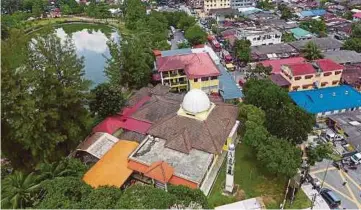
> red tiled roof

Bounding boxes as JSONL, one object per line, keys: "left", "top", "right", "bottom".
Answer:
{"left": 260, "top": 57, "right": 306, "bottom": 74}
{"left": 92, "top": 96, "right": 152, "bottom": 135}
{"left": 353, "top": 12, "right": 361, "bottom": 19}
{"left": 153, "top": 50, "right": 162, "bottom": 57}
{"left": 156, "top": 53, "right": 220, "bottom": 78}
{"left": 145, "top": 161, "right": 174, "bottom": 183}
{"left": 316, "top": 59, "right": 343, "bottom": 72}
{"left": 287, "top": 63, "right": 316, "bottom": 76}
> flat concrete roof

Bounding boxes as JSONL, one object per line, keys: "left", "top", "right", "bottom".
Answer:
{"left": 130, "top": 137, "right": 213, "bottom": 184}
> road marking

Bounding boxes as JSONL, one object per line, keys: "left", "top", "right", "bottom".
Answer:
{"left": 322, "top": 182, "right": 356, "bottom": 203}
{"left": 341, "top": 170, "right": 361, "bottom": 191}
{"left": 339, "top": 170, "right": 361, "bottom": 209}
{"left": 310, "top": 167, "right": 337, "bottom": 175}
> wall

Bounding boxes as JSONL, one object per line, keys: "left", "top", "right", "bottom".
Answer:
{"left": 189, "top": 77, "right": 219, "bottom": 93}
{"left": 237, "top": 30, "right": 282, "bottom": 46}
{"left": 231, "top": 0, "right": 254, "bottom": 8}
{"left": 280, "top": 66, "right": 343, "bottom": 91}
{"left": 160, "top": 71, "right": 189, "bottom": 92}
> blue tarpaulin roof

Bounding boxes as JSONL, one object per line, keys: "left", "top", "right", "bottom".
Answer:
{"left": 218, "top": 65, "right": 243, "bottom": 100}
{"left": 160, "top": 49, "right": 192, "bottom": 57}
{"left": 289, "top": 85, "right": 361, "bottom": 114}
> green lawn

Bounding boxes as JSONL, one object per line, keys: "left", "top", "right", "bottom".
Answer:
{"left": 208, "top": 144, "right": 310, "bottom": 209}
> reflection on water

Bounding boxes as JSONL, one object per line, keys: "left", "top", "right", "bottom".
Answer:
{"left": 55, "top": 26, "right": 120, "bottom": 86}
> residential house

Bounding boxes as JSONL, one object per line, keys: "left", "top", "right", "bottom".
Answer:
{"left": 289, "top": 37, "right": 343, "bottom": 52}
{"left": 187, "top": 0, "right": 204, "bottom": 9}
{"left": 251, "top": 44, "right": 300, "bottom": 61}
{"left": 324, "top": 50, "right": 361, "bottom": 65}
{"left": 298, "top": 9, "right": 326, "bottom": 18}
{"left": 204, "top": 0, "right": 231, "bottom": 13}
{"left": 235, "top": 27, "right": 282, "bottom": 46}
{"left": 341, "top": 65, "right": 361, "bottom": 91}
{"left": 279, "top": 59, "right": 343, "bottom": 91}
{"left": 353, "top": 12, "right": 361, "bottom": 21}
{"left": 259, "top": 57, "right": 306, "bottom": 74}
{"left": 230, "top": 0, "right": 255, "bottom": 9}
{"left": 289, "top": 85, "right": 361, "bottom": 116}
{"left": 290, "top": 27, "right": 313, "bottom": 40}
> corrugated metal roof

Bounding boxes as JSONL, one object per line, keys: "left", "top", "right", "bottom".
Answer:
{"left": 218, "top": 65, "right": 243, "bottom": 100}
{"left": 289, "top": 85, "right": 361, "bottom": 114}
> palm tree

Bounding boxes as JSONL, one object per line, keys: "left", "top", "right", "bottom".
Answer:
{"left": 303, "top": 41, "right": 324, "bottom": 60}
{"left": 1, "top": 171, "right": 41, "bottom": 209}
{"left": 37, "top": 160, "right": 76, "bottom": 181}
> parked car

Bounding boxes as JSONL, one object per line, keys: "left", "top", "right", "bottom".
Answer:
{"left": 320, "top": 188, "right": 341, "bottom": 208}
{"left": 323, "top": 129, "right": 344, "bottom": 141}
{"left": 350, "top": 152, "right": 361, "bottom": 165}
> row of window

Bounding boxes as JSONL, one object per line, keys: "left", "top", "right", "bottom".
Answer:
{"left": 291, "top": 81, "right": 339, "bottom": 90}
{"left": 293, "top": 71, "right": 342, "bottom": 80}
{"left": 194, "top": 76, "right": 218, "bottom": 82}
{"left": 205, "top": 3, "right": 230, "bottom": 7}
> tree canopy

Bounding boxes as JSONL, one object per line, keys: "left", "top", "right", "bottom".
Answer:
{"left": 184, "top": 25, "right": 207, "bottom": 46}
{"left": 234, "top": 39, "right": 251, "bottom": 64}
{"left": 302, "top": 41, "right": 324, "bottom": 60}
{"left": 343, "top": 23, "right": 361, "bottom": 53}
{"left": 299, "top": 19, "right": 327, "bottom": 37}
{"left": 243, "top": 79, "right": 315, "bottom": 144}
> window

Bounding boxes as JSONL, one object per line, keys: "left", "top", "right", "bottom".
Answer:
{"left": 292, "top": 86, "right": 299, "bottom": 91}
{"left": 194, "top": 78, "right": 198, "bottom": 82}
{"left": 335, "top": 71, "right": 342, "bottom": 75}
{"left": 295, "top": 76, "right": 302, "bottom": 80}
{"left": 323, "top": 72, "right": 332, "bottom": 76}
{"left": 201, "top": 77, "right": 209, "bottom": 81}
{"left": 211, "top": 76, "right": 218, "bottom": 80}
{"left": 332, "top": 80, "right": 339, "bottom": 85}
{"left": 321, "top": 82, "right": 328, "bottom": 87}
{"left": 305, "top": 75, "right": 313, "bottom": 79}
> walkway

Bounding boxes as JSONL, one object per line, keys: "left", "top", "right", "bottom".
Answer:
{"left": 200, "top": 151, "right": 227, "bottom": 196}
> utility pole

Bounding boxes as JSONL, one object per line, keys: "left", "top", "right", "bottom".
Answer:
{"left": 310, "top": 159, "right": 331, "bottom": 210}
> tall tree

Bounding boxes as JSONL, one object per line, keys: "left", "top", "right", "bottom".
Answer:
{"left": 306, "top": 144, "right": 333, "bottom": 166}
{"left": 37, "top": 158, "right": 87, "bottom": 181}
{"left": 302, "top": 41, "right": 324, "bottom": 60}
{"left": 124, "top": 0, "right": 146, "bottom": 30}
{"left": 1, "top": 0, "right": 22, "bottom": 14}
{"left": 184, "top": 25, "right": 207, "bottom": 46}
{"left": 257, "top": 136, "right": 302, "bottom": 177}
{"left": 1, "top": 172, "right": 41, "bottom": 209}
{"left": 299, "top": 19, "right": 327, "bottom": 37}
{"left": 234, "top": 39, "right": 251, "bottom": 65}
{"left": 243, "top": 79, "right": 315, "bottom": 144}
{"left": 343, "top": 23, "right": 361, "bottom": 53}
{"left": 89, "top": 83, "right": 127, "bottom": 119}
{"left": 2, "top": 33, "right": 92, "bottom": 170}
{"left": 80, "top": 186, "right": 123, "bottom": 209}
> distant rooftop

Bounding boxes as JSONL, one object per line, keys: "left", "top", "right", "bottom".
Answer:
{"left": 217, "top": 64, "right": 243, "bottom": 100}
{"left": 324, "top": 50, "right": 361, "bottom": 64}
{"left": 289, "top": 37, "right": 342, "bottom": 52}
{"left": 260, "top": 57, "right": 306, "bottom": 74}
{"left": 289, "top": 85, "right": 361, "bottom": 114}
{"left": 290, "top": 27, "right": 312, "bottom": 39}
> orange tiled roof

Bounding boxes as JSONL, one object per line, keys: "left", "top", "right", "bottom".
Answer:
{"left": 144, "top": 161, "right": 174, "bottom": 183}
{"left": 83, "top": 140, "right": 139, "bottom": 188}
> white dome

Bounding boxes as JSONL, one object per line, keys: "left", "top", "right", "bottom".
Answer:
{"left": 182, "top": 89, "right": 211, "bottom": 114}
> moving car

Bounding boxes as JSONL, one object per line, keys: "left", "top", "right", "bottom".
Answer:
{"left": 350, "top": 152, "right": 361, "bottom": 165}
{"left": 320, "top": 188, "right": 341, "bottom": 208}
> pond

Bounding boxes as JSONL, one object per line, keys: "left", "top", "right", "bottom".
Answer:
{"left": 33, "top": 23, "right": 121, "bottom": 87}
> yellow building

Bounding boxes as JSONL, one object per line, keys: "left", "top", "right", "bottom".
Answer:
{"left": 204, "top": 0, "right": 231, "bottom": 12}
{"left": 155, "top": 52, "right": 221, "bottom": 93}
{"left": 279, "top": 59, "right": 343, "bottom": 91}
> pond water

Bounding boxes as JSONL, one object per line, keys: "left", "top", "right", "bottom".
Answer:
{"left": 44, "top": 24, "right": 120, "bottom": 86}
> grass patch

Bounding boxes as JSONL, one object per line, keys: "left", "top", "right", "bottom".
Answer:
{"left": 208, "top": 144, "right": 310, "bottom": 209}
{"left": 284, "top": 189, "right": 311, "bottom": 209}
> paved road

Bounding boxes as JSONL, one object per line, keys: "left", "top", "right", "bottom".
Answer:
{"left": 170, "top": 30, "right": 185, "bottom": 50}
{"left": 310, "top": 160, "right": 361, "bottom": 209}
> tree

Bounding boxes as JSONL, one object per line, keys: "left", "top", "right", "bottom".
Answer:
{"left": 234, "top": 39, "right": 251, "bottom": 64}
{"left": 37, "top": 158, "right": 88, "bottom": 181}
{"left": 248, "top": 64, "right": 272, "bottom": 79}
{"left": 1, "top": 0, "right": 22, "bottom": 14}
{"left": 116, "top": 185, "right": 175, "bottom": 209}
{"left": 2, "top": 33, "right": 92, "bottom": 170}
{"left": 1, "top": 172, "right": 41, "bottom": 209}
{"left": 184, "top": 25, "right": 207, "bottom": 46}
{"left": 89, "top": 83, "right": 127, "bottom": 119}
{"left": 178, "top": 41, "right": 191, "bottom": 49}
{"left": 282, "top": 32, "right": 296, "bottom": 43}
{"left": 306, "top": 143, "right": 333, "bottom": 166}
{"left": 168, "top": 185, "right": 209, "bottom": 209}
{"left": 105, "top": 36, "right": 154, "bottom": 89}
{"left": 243, "top": 79, "right": 315, "bottom": 144}
{"left": 124, "top": 0, "right": 146, "bottom": 30}
{"left": 343, "top": 23, "right": 361, "bottom": 53}
{"left": 177, "top": 15, "right": 196, "bottom": 31}
{"left": 303, "top": 41, "right": 324, "bottom": 60}
{"left": 257, "top": 136, "right": 302, "bottom": 177}
{"left": 343, "top": 11, "right": 353, "bottom": 20}
{"left": 256, "top": 0, "right": 274, "bottom": 10}
{"left": 36, "top": 177, "right": 92, "bottom": 209}
{"left": 80, "top": 186, "right": 122, "bottom": 209}
{"left": 278, "top": 4, "right": 293, "bottom": 20}
{"left": 32, "top": 0, "right": 46, "bottom": 17}
{"left": 299, "top": 19, "right": 327, "bottom": 37}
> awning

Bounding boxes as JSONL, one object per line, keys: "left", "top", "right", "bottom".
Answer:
{"left": 83, "top": 140, "right": 139, "bottom": 188}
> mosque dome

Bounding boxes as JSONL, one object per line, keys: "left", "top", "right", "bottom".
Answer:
{"left": 182, "top": 89, "right": 211, "bottom": 114}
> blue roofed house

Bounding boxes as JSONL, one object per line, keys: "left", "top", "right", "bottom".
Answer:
{"left": 290, "top": 27, "right": 313, "bottom": 40}
{"left": 289, "top": 85, "right": 361, "bottom": 117}
{"left": 299, "top": 9, "right": 326, "bottom": 18}
{"left": 218, "top": 64, "right": 243, "bottom": 101}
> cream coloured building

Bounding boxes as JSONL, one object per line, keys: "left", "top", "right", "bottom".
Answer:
{"left": 204, "top": 0, "right": 231, "bottom": 12}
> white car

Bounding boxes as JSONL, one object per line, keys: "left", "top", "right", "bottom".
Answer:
{"left": 350, "top": 152, "right": 361, "bottom": 165}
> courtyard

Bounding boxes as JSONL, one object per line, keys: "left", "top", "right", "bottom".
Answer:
{"left": 208, "top": 144, "right": 311, "bottom": 209}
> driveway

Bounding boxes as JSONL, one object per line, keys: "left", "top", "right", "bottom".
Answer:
{"left": 170, "top": 30, "right": 185, "bottom": 50}
{"left": 310, "top": 160, "right": 361, "bottom": 209}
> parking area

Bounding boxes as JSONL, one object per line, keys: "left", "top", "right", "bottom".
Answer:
{"left": 309, "top": 160, "right": 361, "bottom": 209}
